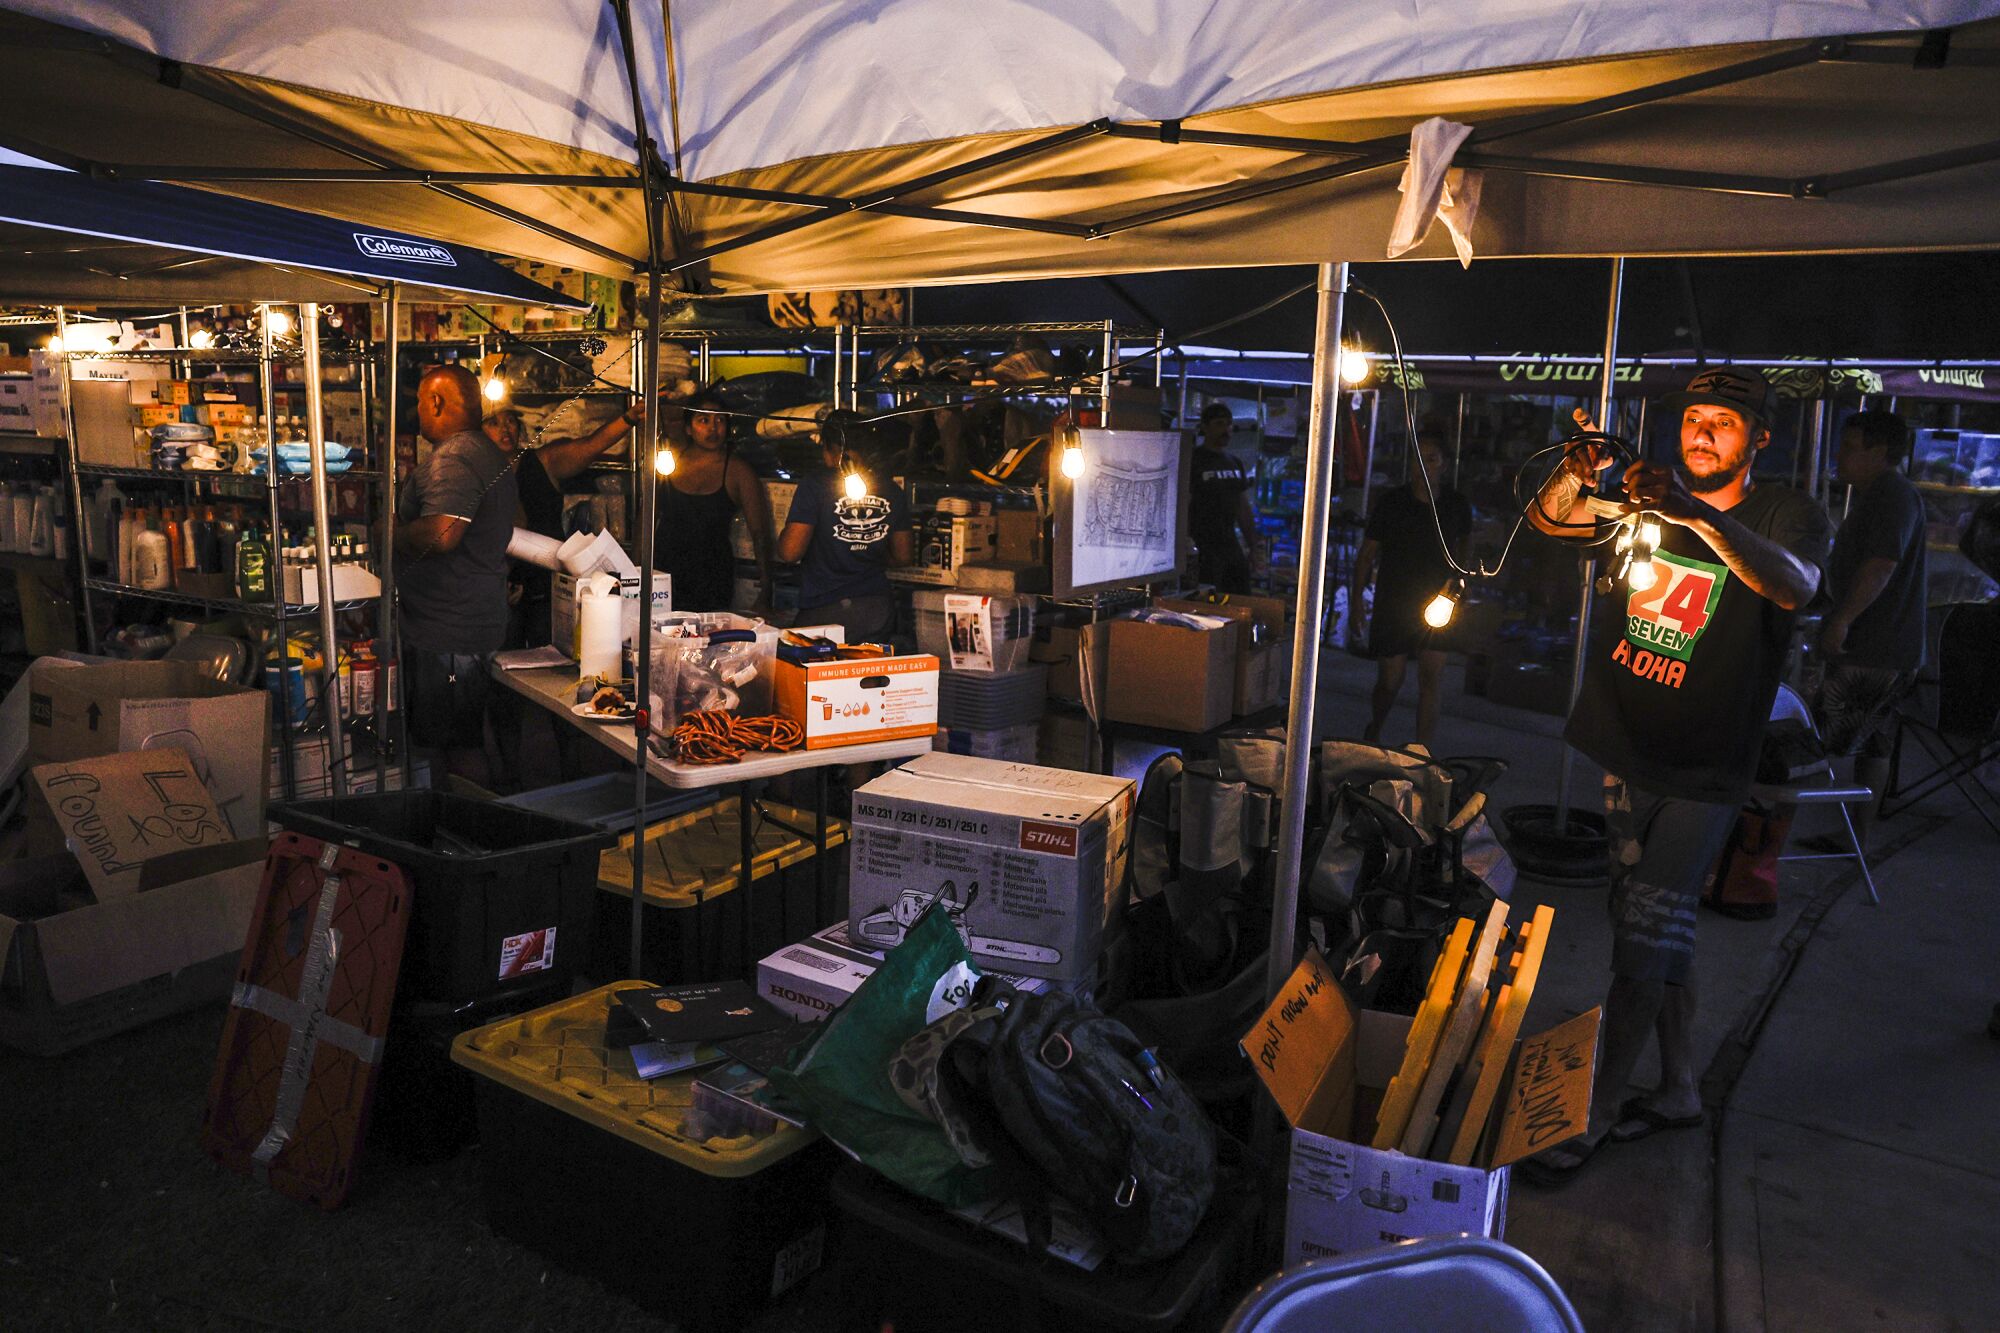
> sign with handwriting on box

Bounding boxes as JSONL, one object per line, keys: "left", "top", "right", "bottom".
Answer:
{"left": 1490, "top": 1006, "right": 1601, "bottom": 1168}
{"left": 29, "top": 747, "right": 230, "bottom": 901}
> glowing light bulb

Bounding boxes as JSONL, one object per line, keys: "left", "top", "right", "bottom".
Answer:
{"left": 44, "top": 335, "right": 63, "bottom": 355}
{"left": 187, "top": 328, "right": 214, "bottom": 350}
{"left": 653, "top": 446, "right": 677, "bottom": 477}
{"left": 483, "top": 375, "right": 507, "bottom": 403}
{"left": 1639, "top": 520, "right": 1663, "bottom": 550}
{"left": 1627, "top": 555, "right": 1658, "bottom": 592}
{"left": 1339, "top": 348, "right": 1370, "bottom": 385}
{"left": 1422, "top": 580, "right": 1462, "bottom": 629}
{"left": 843, "top": 470, "right": 867, "bottom": 501}
{"left": 264, "top": 309, "right": 292, "bottom": 339}
{"left": 1060, "top": 444, "right": 1085, "bottom": 479}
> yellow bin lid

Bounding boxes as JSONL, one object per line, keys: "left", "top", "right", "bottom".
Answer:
{"left": 449, "top": 980, "right": 818, "bottom": 1178}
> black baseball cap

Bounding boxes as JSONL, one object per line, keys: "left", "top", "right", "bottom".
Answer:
{"left": 1659, "top": 367, "right": 1773, "bottom": 430}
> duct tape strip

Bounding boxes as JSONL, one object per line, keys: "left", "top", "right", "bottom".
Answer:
{"left": 229, "top": 982, "right": 385, "bottom": 1065}
{"left": 249, "top": 869, "right": 345, "bottom": 1182}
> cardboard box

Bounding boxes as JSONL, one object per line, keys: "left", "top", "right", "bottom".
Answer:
{"left": 1030, "top": 623, "right": 1108, "bottom": 706}
{"left": 1248, "top": 949, "right": 1598, "bottom": 1264}
{"left": 25, "top": 352, "right": 67, "bottom": 436}
{"left": 0, "top": 374, "right": 60, "bottom": 437}
{"left": 69, "top": 377, "right": 148, "bottom": 467}
{"left": 888, "top": 515, "right": 998, "bottom": 587}
{"left": 1104, "top": 616, "right": 1234, "bottom": 733}
{"left": 955, "top": 562, "right": 1050, "bottom": 595}
{"left": 1154, "top": 594, "right": 1292, "bottom": 716}
{"left": 757, "top": 921, "right": 1058, "bottom": 1023}
{"left": 1035, "top": 708, "right": 1094, "bottom": 772}
{"left": 848, "top": 753, "right": 1134, "bottom": 983}
{"left": 994, "top": 508, "right": 1045, "bottom": 565}
{"left": 0, "top": 837, "right": 266, "bottom": 1055}
{"left": 775, "top": 653, "right": 939, "bottom": 749}
{"left": 28, "top": 660, "right": 272, "bottom": 838}
{"left": 25, "top": 748, "right": 233, "bottom": 899}
{"left": 281, "top": 561, "right": 384, "bottom": 606}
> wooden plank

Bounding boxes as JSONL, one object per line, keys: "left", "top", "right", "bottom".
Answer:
{"left": 1447, "top": 902, "right": 1555, "bottom": 1166}
{"left": 1370, "top": 914, "right": 1475, "bottom": 1150}
{"left": 1399, "top": 899, "right": 1511, "bottom": 1157}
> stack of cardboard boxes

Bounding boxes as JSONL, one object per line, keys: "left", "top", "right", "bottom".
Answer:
{"left": 0, "top": 661, "right": 272, "bottom": 1055}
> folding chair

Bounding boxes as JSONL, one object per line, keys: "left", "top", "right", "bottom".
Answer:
{"left": 1761, "top": 682, "right": 1880, "bottom": 906}
{"left": 1880, "top": 601, "right": 2000, "bottom": 837}
{"left": 1223, "top": 1236, "right": 1584, "bottom": 1333}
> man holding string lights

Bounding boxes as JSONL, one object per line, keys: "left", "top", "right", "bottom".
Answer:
{"left": 1520, "top": 367, "right": 1830, "bottom": 1182}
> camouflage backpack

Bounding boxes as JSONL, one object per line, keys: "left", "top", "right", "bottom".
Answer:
{"left": 892, "top": 981, "right": 1216, "bottom": 1262}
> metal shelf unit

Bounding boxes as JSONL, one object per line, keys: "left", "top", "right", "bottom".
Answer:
{"left": 832, "top": 319, "right": 1166, "bottom": 419}
{"left": 49, "top": 302, "right": 398, "bottom": 799}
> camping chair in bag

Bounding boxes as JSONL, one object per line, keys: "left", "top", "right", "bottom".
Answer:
{"left": 1758, "top": 682, "right": 1881, "bottom": 906}
{"left": 1222, "top": 1236, "right": 1584, "bottom": 1333}
{"left": 1880, "top": 601, "right": 2000, "bottom": 837}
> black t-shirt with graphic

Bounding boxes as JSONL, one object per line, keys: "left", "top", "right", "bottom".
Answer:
{"left": 1190, "top": 445, "right": 1252, "bottom": 556}
{"left": 1564, "top": 484, "right": 1833, "bottom": 804}
{"left": 792, "top": 469, "right": 911, "bottom": 605}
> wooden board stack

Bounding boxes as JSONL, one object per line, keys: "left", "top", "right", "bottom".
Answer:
{"left": 1367, "top": 901, "right": 1558, "bottom": 1168}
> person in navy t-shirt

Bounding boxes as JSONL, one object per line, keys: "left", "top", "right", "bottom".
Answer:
{"left": 778, "top": 414, "right": 913, "bottom": 643}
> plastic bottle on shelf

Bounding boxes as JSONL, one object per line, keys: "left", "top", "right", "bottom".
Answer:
{"left": 51, "top": 506, "right": 70, "bottom": 563}
{"left": 87, "top": 479, "right": 122, "bottom": 567}
{"left": 134, "top": 520, "right": 172, "bottom": 590}
{"left": 351, "top": 641, "right": 379, "bottom": 717}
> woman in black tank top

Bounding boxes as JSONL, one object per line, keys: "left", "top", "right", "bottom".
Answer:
{"left": 655, "top": 398, "right": 772, "bottom": 613}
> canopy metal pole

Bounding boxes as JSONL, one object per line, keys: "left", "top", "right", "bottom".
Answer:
{"left": 1359, "top": 390, "right": 1381, "bottom": 514}
{"left": 53, "top": 306, "right": 95, "bottom": 652}
{"left": 1804, "top": 397, "right": 1828, "bottom": 499}
{"left": 1553, "top": 257, "right": 1624, "bottom": 828}
{"left": 1453, "top": 393, "right": 1467, "bottom": 487}
{"left": 379, "top": 284, "right": 403, "bottom": 786}
{"left": 299, "top": 303, "right": 350, "bottom": 795}
{"left": 1265, "top": 261, "right": 1348, "bottom": 1005}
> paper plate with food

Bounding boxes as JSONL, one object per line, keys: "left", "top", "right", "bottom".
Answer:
{"left": 572, "top": 683, "right": 637, "bottom": 722}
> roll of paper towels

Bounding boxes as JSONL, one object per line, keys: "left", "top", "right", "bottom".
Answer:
{"left": 577, "top": 582, "right": 624, "bottom": 681}
{"left": 506, "top": 527, "right": 563, "bottom": 570}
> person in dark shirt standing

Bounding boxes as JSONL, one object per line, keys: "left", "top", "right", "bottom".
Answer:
{"left": 395, "top": 365, "right": 520, "bottom": 788}
{"left": 1523, "top": 368, "right": 1832, "bottom": 1181}
{"left": 1815, "top": 408, "right": 1927, "bottom": 843}
{"left": 1352, "top": 431, "right": 1473, "bottom": 750}
{"left": 655, "top": 388, "right": 773, "bottom": 615}
{"left": 777, "top": 413, "right": 913, "bottom": 643}
{"left": 1189, "top": 402, "right": 1261, "bottom": 593}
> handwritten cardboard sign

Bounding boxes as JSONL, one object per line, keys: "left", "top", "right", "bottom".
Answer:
{"left": 1242, "top": 947, "right": 1358, "bottom": 1138}
{"left": 1490, "top": 1006, "right": 1601, "bottom": 1168}
{"left": 28, "top": 747, "right": 232, "bottom": 901}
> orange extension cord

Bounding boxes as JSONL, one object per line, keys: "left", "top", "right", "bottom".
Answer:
{"left": 672, "top": 709, "right": 805, "bottom": 765}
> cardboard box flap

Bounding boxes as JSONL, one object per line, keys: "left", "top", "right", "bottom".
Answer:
{"left": 27, "top": 748, "right": 232, "bottom": 900}
{"left": 36, "top": 844, "right": 265, "bottom": 1005}
{"left": 1488, "top": 1007, "right": 1601, "bottom": 1168}
{"left": 899, "top": 752, "right": 1132, "bottom": 809}
{"left": 1243, "top": 948, "right": 1358, "bottom": 1138}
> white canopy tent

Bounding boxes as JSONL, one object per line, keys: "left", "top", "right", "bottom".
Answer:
{"left": 6, "top": 0, "right": 1997, "bottom": 991}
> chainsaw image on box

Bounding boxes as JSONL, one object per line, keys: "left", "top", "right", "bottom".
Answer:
{"left": 853, "top": 879, "right": 1062, "bottom": 967}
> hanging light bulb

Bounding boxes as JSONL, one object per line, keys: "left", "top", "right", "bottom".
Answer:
{"left": 264, "top": 309, "right": 292, "bottom": 339}
{"left": 483, "top": 375, "right": 508, "bottom": 404}
{"left": 1339, "top": 347, "right": 1370, "bottom": 385}
{"left": 1627, "top": 553, "right": 1658, "bottom": 592}
{"left": 187, "top": 327, "right": 215, "bottom": 350}
{"left": 44, "top": 334, "right": 63, "bottom": 355}
{"left": 1639, "top": 519, "right": 1663, "bottom": 551}
{"left": 1422, "top": 579, "right": 1463, "bottom": 629}
{"left": 843, "top": 469, "right": 868, "bottom": 501}
{"left": 1060, "top": 443, "right": 1085, "bottom": 479}
{"left": 653, "top": 446, "right": 677, "bottom": 477}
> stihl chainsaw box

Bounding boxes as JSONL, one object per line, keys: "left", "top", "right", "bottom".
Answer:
{"left": 847, "top": 753, "right": 1133, "bottom": 983}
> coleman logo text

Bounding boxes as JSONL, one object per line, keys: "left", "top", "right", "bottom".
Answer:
{"left": 354, "top": 233, "right": 457, "bottom": 266}
{"left": 1019, "top": 821, "right": 1078, "bottom": 856}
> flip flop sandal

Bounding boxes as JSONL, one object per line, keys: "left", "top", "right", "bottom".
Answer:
{"left": 1609, "top": 1099, "right": 1706, "bottom": 1143}
{"left": 1516, "top": 1133, "right": 1605, "bottom": 1188}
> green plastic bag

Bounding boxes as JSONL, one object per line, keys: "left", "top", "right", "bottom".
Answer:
{"left": 771, "top": 906, "right": 996, "bottom": 1207}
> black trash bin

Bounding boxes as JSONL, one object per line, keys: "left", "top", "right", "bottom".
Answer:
{"left": 270, "top": 791, "right": 615, "bottom": 1006}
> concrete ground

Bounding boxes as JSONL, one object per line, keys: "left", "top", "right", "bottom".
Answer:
{"left": 1, "top": 649, "right": 1993, "bottom": 1331}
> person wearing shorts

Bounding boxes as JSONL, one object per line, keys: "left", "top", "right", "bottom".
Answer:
{"left": 395, "top": 365, "right": 519, "bottom": 789}
{"left": 1525, "top": 368, "right": 1832, "bottom": 1181}
{"left": 1815, "top": 409, "right": 1926, "bottom": 845}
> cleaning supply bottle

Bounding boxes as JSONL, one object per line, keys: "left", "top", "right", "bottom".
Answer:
{"left": 51, "top": 505, "right": 70, "bottom": 563}
{"left": 161, "top": 507, "right": 182, "bottom": 587}
{"left": 11, "top": 487, "right": 34, "bottom": 556}
{"left": 26, "top": 487, "right": 53, "bottom": 558}
{"left": 135, "top": 516, "right": 173, "bottom": 590}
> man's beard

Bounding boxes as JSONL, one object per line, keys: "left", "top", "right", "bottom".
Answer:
{"left": 1680, "top": 457, "right": 1748, "bottom": 494}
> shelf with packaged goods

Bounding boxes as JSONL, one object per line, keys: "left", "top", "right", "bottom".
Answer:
{"left": 1914, "top": 480, "right": 2000, "bottom": 495}
{"left": 62, "top": 346, "right": 369, "bottom": 366}
{"left": 849, "top": 322, "right": 1156, "bottom": 341}
{"left": 74, "top": 464, "right": 380, "bottom": 482}
{"left": 84, "top": 578, "right": 375, "bottom": 618}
